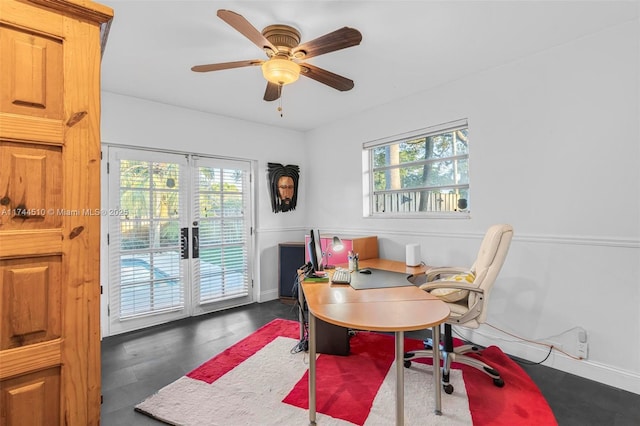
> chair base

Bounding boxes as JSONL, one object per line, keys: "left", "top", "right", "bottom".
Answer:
{"left": 404, "top": 337, "right": 505, "bottom": 394}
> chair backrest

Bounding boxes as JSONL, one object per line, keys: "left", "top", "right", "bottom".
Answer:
{"left": 468, "top": 224, "right": 513, "bottom": 324}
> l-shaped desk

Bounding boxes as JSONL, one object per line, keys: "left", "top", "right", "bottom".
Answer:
{"left": 299, "top": 258, "right": 451, "bottom": 425}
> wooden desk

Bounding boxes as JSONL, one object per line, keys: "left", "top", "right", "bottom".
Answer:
{"left": 300, "top": 259, "right": 450, "bottom": 425}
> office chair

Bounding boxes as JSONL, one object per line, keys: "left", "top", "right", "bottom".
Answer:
{"left": 404, "top": 224, "right": 514, "bottom": 394}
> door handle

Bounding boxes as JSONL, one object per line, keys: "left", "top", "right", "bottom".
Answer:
{"left": 181, "top": 228, "right": 189, "bottom": 259}
{"left": 192, "top": 227, "right": 199, "bottom": 259}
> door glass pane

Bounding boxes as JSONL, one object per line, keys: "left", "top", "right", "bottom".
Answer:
{"left": 195, "top": 162, "right": 250, "bottom": 305}
{"left": 110, "top": 154, "right": 186, "bottom": 326}
{"left": 119, "top": 251, "right": 182, "bottom": 317}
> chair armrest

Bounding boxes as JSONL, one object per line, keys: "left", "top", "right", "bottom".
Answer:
{"left": 425, "top": 267, "right": 469, "bottom": 281}
{"left": 420, "top": 281, "right": 485, "bottom": 324}
{"left": 419, "top": 280, "right": 482, "bottom": 293}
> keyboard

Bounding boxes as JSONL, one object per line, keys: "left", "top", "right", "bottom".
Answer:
{"left": 331, "top": 268, "right": 351, "bottom": 284}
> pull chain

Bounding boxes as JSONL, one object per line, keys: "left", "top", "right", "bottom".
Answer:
{"left": 277, "top": 83, "right": 284, "bottom": 117}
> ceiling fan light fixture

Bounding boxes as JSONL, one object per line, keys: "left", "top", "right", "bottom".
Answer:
{"left": 193, "top": 10, "right": 362, "bottom": 101}
{"left": 261, "top": 57, "right": 300, "bottom": 85}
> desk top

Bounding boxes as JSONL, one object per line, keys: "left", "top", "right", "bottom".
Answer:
{"left": 357, "top": 258, "right": 429, "bottom": 275}
{"left": 301, "top": 259, "right": 449, "bottom": 333}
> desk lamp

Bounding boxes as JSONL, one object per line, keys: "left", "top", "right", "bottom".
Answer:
{"left": 322, "top": 236, "right": 344, "bottom": 269}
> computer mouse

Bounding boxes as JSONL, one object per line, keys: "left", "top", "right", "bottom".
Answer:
{"left": 359, "top": 269, "right": 372, "bottom": 274}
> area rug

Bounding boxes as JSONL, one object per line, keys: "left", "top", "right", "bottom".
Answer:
{"left": 135, "top": 318, "right": 556, "bottom": 425}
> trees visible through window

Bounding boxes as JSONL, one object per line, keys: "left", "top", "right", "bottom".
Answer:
{"left": 364, "top": 119, "right": 469, "bottom": 216}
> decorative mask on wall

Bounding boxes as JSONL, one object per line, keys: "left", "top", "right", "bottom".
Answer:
{"left": 267, "top": 162, "right": 299, "bottom": 213}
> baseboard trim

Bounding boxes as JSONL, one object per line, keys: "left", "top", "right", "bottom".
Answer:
{"left": 260, "top": 289, "right": 280, "bottom": 303}
{"left": 462, "top": 328, "right": 640, "bottom": 395}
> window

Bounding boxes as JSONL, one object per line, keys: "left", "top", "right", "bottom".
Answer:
{"left": 364, "top": 119, "right": 469, "bottom": 216}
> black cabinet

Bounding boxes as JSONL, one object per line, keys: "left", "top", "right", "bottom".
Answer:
{"left": 279, "top": 242, "right": 305, "bottom": 300}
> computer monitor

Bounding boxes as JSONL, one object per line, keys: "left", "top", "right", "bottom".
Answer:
{"left": 307, "top": 229, "right": 323, "bottom": 276}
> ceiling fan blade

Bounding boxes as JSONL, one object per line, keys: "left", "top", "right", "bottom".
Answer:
{"left": 264, "top": 82, "right": 281, "bottom": 102}
{"left": 217, "top": 9, "right": 277, "bottom": 54}
{"left": 293, "top": 27, "right": 362, "bottom": 60}
{"left": 299, "top": 63, "right": 354, "bottom": 91}
{"left": 191, "top": 60, "right": 262, "bottom": 72}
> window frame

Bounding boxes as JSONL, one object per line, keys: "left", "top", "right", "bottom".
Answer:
{"left": 363, "top": 119, "right": 470, "bottom": 219}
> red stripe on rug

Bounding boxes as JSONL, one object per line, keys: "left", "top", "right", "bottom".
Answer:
{"left": 282, "top": 332, "right": 426, "bottom": 425}
{"left": 461, "top": 346, "right": 557, "bottom": 425}
{"left": 187, "top": 318, "right": 299, "bottom": 383}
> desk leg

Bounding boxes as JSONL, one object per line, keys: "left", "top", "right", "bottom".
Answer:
{"left": 432, "top": 325, "right": 442, "bottom": 415}
{"left": 395, "top": 331, "right": 404, "bottom": 426}
{"left": 308, "top": 314, "right": 317, "bottom": 425}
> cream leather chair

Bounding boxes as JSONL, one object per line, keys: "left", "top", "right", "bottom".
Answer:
{"left": 404, "top": 224, "right": 514, "bottom": 394}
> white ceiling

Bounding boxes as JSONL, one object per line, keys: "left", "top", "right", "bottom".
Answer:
{"left": 100, "top": 1, "right": 637, "bottom": 132}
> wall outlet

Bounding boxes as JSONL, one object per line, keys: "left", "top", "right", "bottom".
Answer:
{"left": 576, "top": 330, "right": 588, "bottom": 359}
{"left": 576, "top": 341, "right": 588, "bottom": 359}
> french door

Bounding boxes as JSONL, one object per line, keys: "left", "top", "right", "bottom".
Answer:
{"left": 106, "top": 147, "right": 253, "bottom": 335}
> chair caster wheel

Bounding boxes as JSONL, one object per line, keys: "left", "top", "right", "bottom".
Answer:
{"left": 443, "top": 384, "right": 454, "bottom": 394}
{"left": 404, "top": 360, "right": 412, "bottom": 368}
{"left": 493, "top": 378, "right": 505, "bottom": 387}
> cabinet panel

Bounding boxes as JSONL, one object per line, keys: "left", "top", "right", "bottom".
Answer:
{"left": 0, "top": 256, "right": 62, "bottom": 350}
{"left": 0, "top": 25, "right": 63, "bottom": 118}
{"left": 0, "top": 367, "right": 60, "bottom": 426}
{"left": 279, "top": 242, "right": 304, "bottom": 299}
{"left": 0, "top": 142, "right": 63, "bottom": 230}
{"left": 351, "top": 236, "right": 379, "bottom": 262}
{"left": 304, "top": 235, "right": 378, "bottom": 267}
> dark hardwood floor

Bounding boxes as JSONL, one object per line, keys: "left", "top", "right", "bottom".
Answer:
{"left": 101, "top": 300, "right": 639, "bottom": 425}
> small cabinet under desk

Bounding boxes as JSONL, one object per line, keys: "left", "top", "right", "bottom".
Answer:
{"left": 304, "top": 235, "right": 378, "bottom": 267}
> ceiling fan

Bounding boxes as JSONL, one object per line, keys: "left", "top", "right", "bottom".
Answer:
{"left": 191, "top": 10, "right": 362, "bottom": 102}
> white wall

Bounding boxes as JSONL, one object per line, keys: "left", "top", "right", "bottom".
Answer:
{"left": 304, "top": 21, "right": 640, "bottom": 393}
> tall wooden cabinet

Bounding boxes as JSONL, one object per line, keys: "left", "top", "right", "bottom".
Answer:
{"left": 0, "top": 1, "right": 113, "bottom": 425}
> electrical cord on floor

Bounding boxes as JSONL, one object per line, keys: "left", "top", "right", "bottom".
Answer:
{"left": 445, "top": 323, "right": 577, "bottom": 365}
{"left": 287, "top": 268, "right": 357, "bottom": 354}
{"left": 291, "top": 338, "right": 308, "bottom": 354}
{"left": 447, "top": 326, "right": 554, "bottom": 365}
{"left": 290, "top": 308, "right": 308, "bottom": 354}
{"left": 481, "top": 322, "right": 584, "bottom": 363}
{"left": 290, "top": 270, "right": 301, "bottom": 300}
{"left": 290, "top": 273, "right": 309, "bottom": 354}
